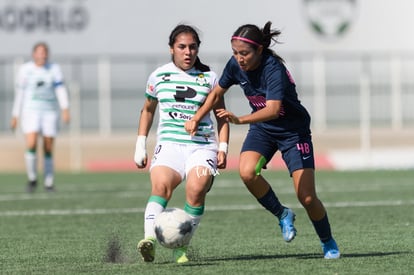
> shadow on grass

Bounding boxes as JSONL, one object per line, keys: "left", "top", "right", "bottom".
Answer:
{"left": 201, "top": 251, "right": 409, "bottom": 262}
{"left": 131, "top": 251, "right": 411, "bottom": 267}
{"left": 341, "top": 251, "right": 409, "bottom": 258}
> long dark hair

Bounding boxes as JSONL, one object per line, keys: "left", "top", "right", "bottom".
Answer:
{"left": 168, "top": 24, "right": 210, "bottom": 72}
{"left": 231, "top": 21, "right": 284, "bottom": 63}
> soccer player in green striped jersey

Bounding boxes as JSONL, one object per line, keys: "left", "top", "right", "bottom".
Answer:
{"left": 10, "top": 42, "right": 70, "bottom": 193}
{"left": 135, "top": 24, "right": 229, "bottom": 263}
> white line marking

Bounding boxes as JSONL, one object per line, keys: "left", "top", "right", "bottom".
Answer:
{"left": 1, "top": 200, "right": 414, "bottom": 217}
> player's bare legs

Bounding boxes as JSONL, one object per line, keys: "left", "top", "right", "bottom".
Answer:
{"left": 150, "top": 166, "right": 182, "bottom": 200}
{"left": 292, "top": 168, "right": 325, "bottom": 220}
{"left": 43, "top": 136, "right": 55, "bottom": 191}
{"left": 170, "top": 166, "right": 213, "bottom": 263}
{"left": 239, "top": 151, "right": 296, "bottom": 242}
{"left": 25, "top": 132, "right": 38, "bottom": 192}
{"left": 292, "top": 168, "right": 340, "bottom": 259}
{"left": 185, "top": 166, "right": 213, "bottom": 207}
{"left": 239, "top": 151, "right": 272, "bottom": 197}
{"left": 138, "top": 166, "right": 181, "bottom": 262}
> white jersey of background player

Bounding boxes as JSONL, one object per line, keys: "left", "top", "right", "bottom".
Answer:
{"left": 134, "top": 25, "right": 229, "bottom": 263}
{"left": 10, "top": 42, "right": 70, "bottom": 193}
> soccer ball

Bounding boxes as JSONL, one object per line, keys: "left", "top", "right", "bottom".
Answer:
{"left": 154, "top": 208, "right": 194, "bottom": 249}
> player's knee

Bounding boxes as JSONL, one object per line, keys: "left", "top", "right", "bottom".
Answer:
{"left": 152, "top": 185, "right": 174, "bottom": 200}
{"left": 239, "top": 168, "right": 257, "bottom": 185}
{"left": 298, "top": 194, "right": 316, "bottom": 208}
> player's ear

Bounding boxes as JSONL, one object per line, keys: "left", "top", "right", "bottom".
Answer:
{"left": 169, "top": 47, "right": 174, "bottom": 55}
{"left": 257, "top": 45, "right": 263, "bottom": 55}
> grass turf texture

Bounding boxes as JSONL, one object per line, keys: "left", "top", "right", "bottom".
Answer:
{"left": 0, "top": 170, "right": 413, "bottom": 274}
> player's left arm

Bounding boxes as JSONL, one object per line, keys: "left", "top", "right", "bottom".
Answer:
{"left": 55, "top": 85, "right": 70, "bottom": 124}
{"left": 54, "top": 64, "right": 70, "bottom": 124}
{"left": 219, "top": 99, "right": 281, "bottom": 124}
{"left": 216, "top": 65, "right": 284, "bottom": 125}
{"left": 10, "top": 66, "right": 26, "bottom": 131}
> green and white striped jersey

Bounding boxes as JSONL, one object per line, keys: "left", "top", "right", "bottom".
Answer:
{"left": 14, "top": 61, "right": 65, "bottom": 113}
{"left": 146, "top": 62, "right": 218, "bottom": 145}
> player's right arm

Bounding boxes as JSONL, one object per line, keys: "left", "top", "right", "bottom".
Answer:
{"left": 185, "top": 84, "right": 228, "bottom": 136}
{"left": 134, "top": 97, "right": 158, "bottom": 168}
{"left": 10, "top": 89, "right": 22, "bottom": 130}
{"left": 10, "top": 66, "right": 26, "bottom": 131}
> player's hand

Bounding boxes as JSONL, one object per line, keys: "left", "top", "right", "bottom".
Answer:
{"left": 62, "top": 109, "right": 70, "bottom": 124}
{"left": 134, "top": 136, "right": 147, "bottom": 168}
{"left": 217, "top": 151, "right": 227, "bottom": 169}
{"left": 216, "top": 109, "right": 240, "bottom": 124}
{"left": 10, "top": 117, "right": 17, "bottom": 131}
{"left": 185, "top": 120, "right": 199, "bottom": 136}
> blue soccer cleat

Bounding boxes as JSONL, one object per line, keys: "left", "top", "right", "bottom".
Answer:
{"left": 278, "top": 208, "right": 297, "bottom": 242}
{"left": 321, "top": 238, "right": 340, "bottom": 259}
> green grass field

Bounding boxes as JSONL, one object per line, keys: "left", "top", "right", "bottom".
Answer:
{"left": 1, "top": 170, "right": 413, "bottom": 274}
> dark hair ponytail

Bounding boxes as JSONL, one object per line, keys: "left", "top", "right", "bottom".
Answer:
{"left": 194, "top": 57, "right": 210, "bottom": 72}
{"left": 168, "top": 24, "right": 210, "bottom": 72}
{"left": 232, "top": 21, "right": 284, "bottom": 62}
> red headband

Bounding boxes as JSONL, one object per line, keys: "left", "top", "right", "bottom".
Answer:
{"left": 231, "top": 36, "right": 261, "bottom": 47}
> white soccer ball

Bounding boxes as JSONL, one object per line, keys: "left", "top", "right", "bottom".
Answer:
{"left": 154, "top": 208, "right": 195, "bottom": 249}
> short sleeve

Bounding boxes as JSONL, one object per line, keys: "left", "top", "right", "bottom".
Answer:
{"left": 264, "top": 63, "right": 285, "bottom": 101}
{"left": 145, "top": 72, "right": 157, "bottom": 100}
{"left": 52, "top": 64, "right": 65, "bottom": 87}
{"left": 218, "top": 57, "right": 238, "bottom": 89}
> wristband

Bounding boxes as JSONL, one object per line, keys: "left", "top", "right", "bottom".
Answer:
{"left": 134, "top": 135, "right": 147, "bottom": 166}
{"left": 218, "top": 142, "right": 228, "bottom": 154}
{"left": 136, "top": 135, "right": 146, "bottom": 151}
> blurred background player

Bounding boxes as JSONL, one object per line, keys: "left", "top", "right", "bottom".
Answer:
{"left": 10, "top": 42, "right": 70, "bottom": 193}
{"left": 134, "top": 24, "right": 229, "bottom": 263}
{"left": 185, "top": 21, "right": 340, "bottom": 259}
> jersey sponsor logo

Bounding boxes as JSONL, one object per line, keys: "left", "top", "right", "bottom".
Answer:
{"left": 171, "top": 103, "right": 195, "bottom": 111}
{"left": 246, "top": 95, "right": 266, "bottom": 110}
{"left": 286, "top": 70, "right": 296, "bottom": 85}
{"left": 162, "top": 73, "right": 171, "bottom": 81}
{"left": 168, "top": 111, "right": 192, "bottom": 121}
{"left": 174, "top": 86, "right": 197, "bottom": 102}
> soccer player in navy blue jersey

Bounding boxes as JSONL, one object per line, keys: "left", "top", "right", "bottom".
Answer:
{"left": 185, "top": 21, "right": 340, "bottom": 259}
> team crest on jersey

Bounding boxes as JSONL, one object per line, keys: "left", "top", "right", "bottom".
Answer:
{"left": 195, "top": 74, "right": 210, "bottom": 87}
{"left": 148, "top": 84, "right": 154, "bottom": 92}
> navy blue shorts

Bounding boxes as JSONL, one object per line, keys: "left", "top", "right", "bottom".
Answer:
{"left": 241, "top": 127, "right": 315, "bottom": 175}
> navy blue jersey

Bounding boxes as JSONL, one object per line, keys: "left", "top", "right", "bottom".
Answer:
{"left": 219, "top": 53, "right": 311, "bottom": 137}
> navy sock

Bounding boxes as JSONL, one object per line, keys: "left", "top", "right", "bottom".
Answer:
{"left": 312, "top": 214, "right": 333, "bottom": 243}
{"left": 257, "top": 188, "right": 284, "bottom": 218}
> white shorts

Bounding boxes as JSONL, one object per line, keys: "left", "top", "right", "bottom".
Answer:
{"left": 150, "top": 142, "right": 218, "bottom": 180}
{"left": 21, "top": 110, "right": 60, "bottom": 137}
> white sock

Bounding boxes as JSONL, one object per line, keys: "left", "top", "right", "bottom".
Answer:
{"left": 25, "top": 151, "right": 37, "bottom": 181}
{"left": 144, "top": 201, "right": 165, "bottom": 239}
{"left": 44, "top": 155, "right": 54, "bottom": 187}
{"left": 188, "top": 214, "right": 202, "bottom": 231}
